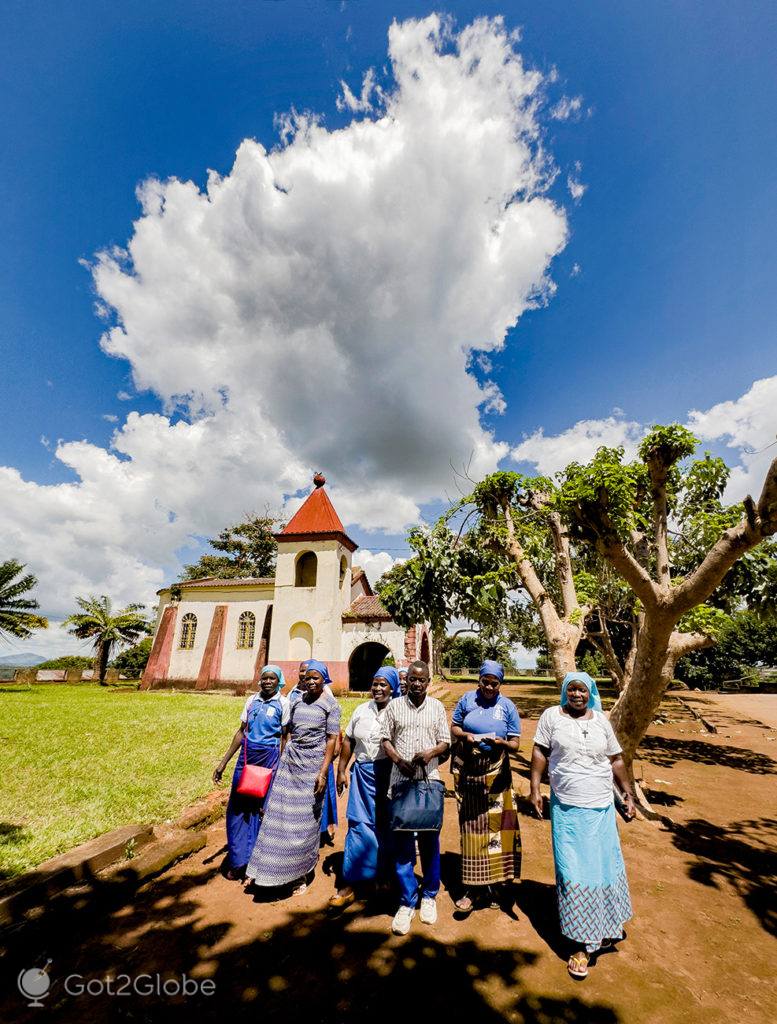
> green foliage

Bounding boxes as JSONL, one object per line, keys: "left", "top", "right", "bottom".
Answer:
{"left": 0, "top": 560, "right": 48, "bottom": 641}
{"left": 381, "top": 652, "right": 396, "bottom": 667}
{"left": 36, "top": 656, "right": 93, "bottom": 670}
{"left": 638, "top": 424, "right": 698, "bottom": 467}
{"left": 579, "top": 649, "right": 606, "bottom": 677}
{"left": 676, "top": 610, "right": 777, "bottom": 688}
{"left": 442, "top": 634, "right": 485, "bottom": 671}
{"left": 557, "top": 446, "right": 647, "bottom": 541}
{"left": 676, "top": 604, "right": 731, "bottom": 639}
{"left": 111, "top": 636, "right": 153, "bottom": 677}
{"left": 181, "top": 513, "right": 279, "bottom": 581}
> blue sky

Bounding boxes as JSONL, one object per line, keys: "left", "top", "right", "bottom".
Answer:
{"left": 2, "top": 2, "right": 776, "bottom": 652}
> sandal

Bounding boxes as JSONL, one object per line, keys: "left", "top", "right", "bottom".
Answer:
{"left": 454, "top": 894, "right": 474, "bottom": 913}
{"left": 568, "top": 952, "right": 589, "bottom": 979}
{"left": 328, "top": 888, "right": 355, "bottom": 909}
{"left": 291, "top": 882, "right": 308, "bottom": 896}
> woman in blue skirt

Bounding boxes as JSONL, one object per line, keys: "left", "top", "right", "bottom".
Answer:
{"left": 328, "top": 666, "right": 398, "bottom": 908}
{"left": 530, "top": 672, "right": 635, "bottom": 979}
{"left": 213, "top": 665, "right": 289, "bottom": 879}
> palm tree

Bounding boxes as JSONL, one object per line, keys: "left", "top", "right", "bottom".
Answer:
{"left": 64, "top": 596, "right": 151, "bottom": 684}
{"left": 0, "top": 560, "right": 48, "bottom": 640}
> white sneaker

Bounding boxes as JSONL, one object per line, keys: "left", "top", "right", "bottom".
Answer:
{"left": 419, "top": 897, "right": 437, "bottom": 925}
{"left": 391, "top": 905, "right": 416, "bottom": 935}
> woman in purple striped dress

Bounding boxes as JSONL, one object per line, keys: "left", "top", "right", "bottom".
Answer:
{"left": 245, "top": 660, "right": 341, "bottom": 895}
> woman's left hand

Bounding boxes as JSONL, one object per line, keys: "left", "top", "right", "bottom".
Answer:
{"left": 623, "top": 793, "right": 636, "bottom": 820}
{"left": 314, "top": 772, "right": 327, "bottom": 796}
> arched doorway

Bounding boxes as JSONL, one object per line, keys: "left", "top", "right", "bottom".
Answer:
{"left": 348, "top": 641, "right": 390, "bottom": 691}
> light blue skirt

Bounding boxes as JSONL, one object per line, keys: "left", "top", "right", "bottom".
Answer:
{"left": 342, "top": 759, "right": 392, "bottom": 883}
{"left": 550, "top": 792, "right": 632, "bottom": 952}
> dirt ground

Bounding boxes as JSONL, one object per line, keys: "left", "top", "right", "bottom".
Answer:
{"left": 2, "top": 684, "right": 775, "bottom": 1024}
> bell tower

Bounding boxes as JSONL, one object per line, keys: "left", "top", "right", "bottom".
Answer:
{"left": 267, "top": 474, "right": 358, "bottom": 673}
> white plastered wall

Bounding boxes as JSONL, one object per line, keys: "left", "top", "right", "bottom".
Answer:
{"left": 159, "top": 586, "right": 273, "bottom": 680}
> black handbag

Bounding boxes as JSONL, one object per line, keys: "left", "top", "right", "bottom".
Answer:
{"left": 389, "top": 767, "right": 445, "bottom": 832}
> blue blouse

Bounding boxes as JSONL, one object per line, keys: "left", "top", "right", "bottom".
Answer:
{"left": 241, "top": 694, "right": 290, "bottom": 745}
{"left": 451, "top": 691, "right": 521, "bottom": 740}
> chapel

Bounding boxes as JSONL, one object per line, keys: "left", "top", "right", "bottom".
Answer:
{"left": 141, "top": 475, "right": 431, "bottom": 693}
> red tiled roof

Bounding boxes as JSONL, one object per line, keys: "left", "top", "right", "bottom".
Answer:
{"left": 158, "top": 576, "right": 275, "bottom": 594}
{"left": 277, "top": 477, "right": 357, "bottom": 552}
{"left": 342, "top": 594, "right": 393, "bottom": 622}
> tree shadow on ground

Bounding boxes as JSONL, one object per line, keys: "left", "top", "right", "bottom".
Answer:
{"left": 640, "top": 788, "right": 684, "bottom": 807}
{"left": 638, "top": 735, "right": 777, "bottom": 774}
{"left": 0, "top": 823, "right": 30, "bottom": 881}
{"left": 514, "top": 880, "right": 568, "bottom": 962}
{"left": 668, "top": 816, "right": 777, "bottom": 937}
{"left": 0, "top": 853, "right": 622, "bottom": 1024}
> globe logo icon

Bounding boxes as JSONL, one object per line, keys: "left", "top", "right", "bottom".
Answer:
{"left": 17, "top": 961, "right": 52, "bottom": 1008}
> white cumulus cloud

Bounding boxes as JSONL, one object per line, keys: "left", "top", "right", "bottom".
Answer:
{"left": 512, "top": 414, "right": 644, "bottom": 477}
{"left": 688, "top": 375, "right": 777, "bottom": 503}
{"left": 0, "top": 15, "right": 570, "bottom": 632}
{"left": 353, "top": 548, "right": 404, "bottom": 587}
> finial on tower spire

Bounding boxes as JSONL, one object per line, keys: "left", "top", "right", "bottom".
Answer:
{"left": 313, "top": 472, "right": 326, "bottom": 488}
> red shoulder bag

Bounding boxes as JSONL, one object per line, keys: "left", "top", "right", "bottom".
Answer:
{"left": 236, "top": 734, "right": 273, "bottom": 798}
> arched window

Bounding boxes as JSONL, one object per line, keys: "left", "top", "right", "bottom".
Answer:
{"left": 179, "top": 613, "right": 197, "bottom": 650}
{"left": 237, "top": 611, "right": 256, "bottom": 649}
{"left": 339, "top": 555, "right": 348, "bottom": 587}
{"left": 295, "top": 551, "right": 317, "bottom": 587}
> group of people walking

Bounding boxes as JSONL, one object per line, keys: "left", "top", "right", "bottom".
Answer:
{"left": 213, "top": 657, "right": 635, "bottom": 980}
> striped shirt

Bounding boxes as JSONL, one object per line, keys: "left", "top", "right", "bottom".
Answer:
{"left": 379, "top": 694, "right": 451, "bottom": 791}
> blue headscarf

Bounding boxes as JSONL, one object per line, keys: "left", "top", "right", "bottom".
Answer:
{"left": 561, "top": 671, "right": 602, "bottom": 711}
{"left": 479, "top": 659, "right": 505, "bottom": 683}
{"left": 373, "top": 665, "right": 401, "bottom": 698}
{"left": 260, "top": 664, "right": 286, "bottom": 693}
{"left": 305, "top": 659, "right": 332, "bottom": 686}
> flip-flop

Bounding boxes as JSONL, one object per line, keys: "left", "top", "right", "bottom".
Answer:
{"left": 568, "top": 953, "right": 589, "bottom": 979}
{"left": 454, "top": 895, "right": 474, "bottom": 912}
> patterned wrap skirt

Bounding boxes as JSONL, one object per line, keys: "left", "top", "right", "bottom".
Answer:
{"left": 342, "top": 759, "right": 393, "bottom": 884}
{"left": 550, "top": 792, "right": 633, "bottom": 952}
{"left": 225, "top": 739, "right": 281, "bottom": 870}
{"left": 453, "top": 749, "right": 522, "bottom": 886}
{"left": 245, "top": 736, "right": 328, "bottom": 887}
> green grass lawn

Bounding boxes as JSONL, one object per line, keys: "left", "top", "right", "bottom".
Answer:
{"left": 0, "top": 685, "right": 364, "bottom": 880}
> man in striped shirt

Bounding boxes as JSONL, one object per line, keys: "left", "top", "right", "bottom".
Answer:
{"left": 380, "top": 660, "right": 450, "bottom": 935}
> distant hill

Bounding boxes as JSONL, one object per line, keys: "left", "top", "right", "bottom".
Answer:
{"left": 0, "top": 653, "right": 47, "bottom": 667}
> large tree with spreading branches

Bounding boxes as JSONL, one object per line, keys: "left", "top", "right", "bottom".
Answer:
{"left": 380, "top": 425, "right": 777, "bottom": 769}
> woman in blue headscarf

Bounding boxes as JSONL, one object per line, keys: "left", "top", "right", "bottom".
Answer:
{"left": 328, "top": 666, "right": 397, "bottom": 908}
{"left": 246, "top": 660, "right": 341, "bottom": 895}
{"left": 450, "top": 659, "right": 523, "bottom": 912}
{"left": 530, "top": 671, "right": 635, "bottom": 979}
{"left": 213, "top": 665, "right": 290, "bottom": 879}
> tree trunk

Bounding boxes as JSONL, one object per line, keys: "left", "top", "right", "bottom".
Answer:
{"left": 609, "top": 614, "right": 674, "bottom": 765}
{"left": 95, "top": 641, "right": 110, "bottom": 685}
{"left": 547, "top": 628, "right": 579, "bottom": 686}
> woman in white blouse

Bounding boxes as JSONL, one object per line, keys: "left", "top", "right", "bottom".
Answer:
{"left": 530, "top": 672, "right": 635, "bottom": 980}
{"left": 328, "top": 667, "right": 398, "bottom": 909}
